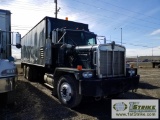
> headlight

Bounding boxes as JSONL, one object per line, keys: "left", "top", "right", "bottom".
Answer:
{"left": 82, "top": 71, "right": 93, "bottom": 78}
{"left": 1, "top": 68, "right": 16, "bottom": 76}
{"left": 128, "top": 69, "right": 135, "bottom": 76}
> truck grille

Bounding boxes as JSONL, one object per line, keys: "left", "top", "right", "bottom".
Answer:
{"left": 99, "top": 50, "right": 125, "bottom": 77}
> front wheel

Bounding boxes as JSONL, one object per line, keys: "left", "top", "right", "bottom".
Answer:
{"left": 57, "top": 75, "right": 82, "bottom": 108}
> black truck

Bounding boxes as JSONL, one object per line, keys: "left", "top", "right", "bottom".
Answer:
{"left": 21, "top": 17, "right": 140, "bottom": 108}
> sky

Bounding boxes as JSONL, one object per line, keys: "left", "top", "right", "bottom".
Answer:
{"left": 0, "top": 0, "right": 160, "bottom": 58}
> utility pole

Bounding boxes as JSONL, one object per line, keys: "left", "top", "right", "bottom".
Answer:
{"left": 152, "top": 47, "right": 153, "bottom": 61}
{"left": 121, "top": 28, "right": 122, "bottom": 45}
{"left": 55, "top": 0, "right": 57, "bottom": 18}
{"left": 54, "top": 0, "right": 60, "bottom": 18}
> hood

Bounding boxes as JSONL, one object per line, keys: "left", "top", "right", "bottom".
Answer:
{"left": 75, "top": 45, "right": 98, "bottom": 52}
{"left": 0, "top": 59, "right": 16, "bottom": 77}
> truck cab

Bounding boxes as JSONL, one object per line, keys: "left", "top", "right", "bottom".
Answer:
{"left": 46, "top": 28, "right": 139, "bottom": 107}
{"left": 0, "top": 9, "right": 21, "bottom": 105}
{"left": 0, "top": 31, "right": 21, "bottom": 105}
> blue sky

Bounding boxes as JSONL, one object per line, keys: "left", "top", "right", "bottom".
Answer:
{"left": 0, "top": 0, "right": 160, "bottom": 58}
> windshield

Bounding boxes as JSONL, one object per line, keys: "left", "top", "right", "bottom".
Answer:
{"left": 65, "top": 31, "right": 96, "bottom": 46}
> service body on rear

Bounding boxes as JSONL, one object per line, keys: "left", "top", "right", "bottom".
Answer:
{"left": 0, "top": 9, "right": 17, "bottom": 104}
{"left": 21, "top": 17, "right": 140, "bottom": 108}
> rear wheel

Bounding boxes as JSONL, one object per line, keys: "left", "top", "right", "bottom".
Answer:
{"left": 26, "top": 66, "right": 33, "bottom": 81}
{"left": 23, "top": 65, "right": 26, "bottom": 78}
{"left": 57, "top": 75, "right": 82, "bottom": 108}
{"left": 31, "top": 67, "right": 38, "bottom": 82}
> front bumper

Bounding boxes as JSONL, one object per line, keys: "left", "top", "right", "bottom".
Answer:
{"left": 0, "top": 77, "right": 17, "bottom": 93}
{"left": 79, "top": 75, "right": 140, "bottom": 97}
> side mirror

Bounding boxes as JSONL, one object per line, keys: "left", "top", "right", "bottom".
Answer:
{"left": 16, "top": 33, "right": 22, "bottom": 49}
{"left": 96, "top": 36, "right": 106, "bottom": 44}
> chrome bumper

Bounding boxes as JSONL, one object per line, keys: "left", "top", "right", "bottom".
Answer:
{"left": 0, "top": 77, "right": 16, "bottom": 93}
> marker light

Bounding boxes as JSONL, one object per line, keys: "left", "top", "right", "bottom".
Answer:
{"left": 77, "top": 65, "right": 82, "bottom": 70}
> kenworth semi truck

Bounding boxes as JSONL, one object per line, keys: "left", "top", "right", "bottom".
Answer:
{"left": 21, "top": 17, "right": 140, "bottom": 108}
{"left": 0, "top": 9, "right": 21, "bottom": 104}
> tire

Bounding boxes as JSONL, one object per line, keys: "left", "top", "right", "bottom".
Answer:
{"left": 0, "top": 92, "right": 15, "bottom": 106}
{"left": 57, "top": 75, "right": 82, "bottom": 108}
{"left": 6, "top": 91, "right": 15, "bottom": 105}
{"left": 23, "top": 65, "right": 26, "bottom": 78}
{"left": 26, "top": 66, "right": 33, "bottom": 81}
{"left": 31, "top": 68, "right": 37, "bottom": 82}
{"left": 26, "top": 66, "right": 29, "bottom": 80}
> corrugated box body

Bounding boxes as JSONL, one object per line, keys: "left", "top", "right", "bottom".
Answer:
{"left": 21, "top": 17, "right": 89, "bottom": 66}
{"left": 0, "top": 9, "right": 11, "bottom": 59}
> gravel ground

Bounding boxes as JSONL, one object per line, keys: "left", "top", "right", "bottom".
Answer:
{"left": 0, "top": 68, "right": 160, "bottom": 120}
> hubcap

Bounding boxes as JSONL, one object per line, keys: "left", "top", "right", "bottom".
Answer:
{"left": 60, "top": 82, "right": 72, "bottom": 103}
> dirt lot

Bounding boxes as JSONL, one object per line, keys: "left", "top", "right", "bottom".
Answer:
{"left": 0, "top": 67, "right": 160, "bottom": 120}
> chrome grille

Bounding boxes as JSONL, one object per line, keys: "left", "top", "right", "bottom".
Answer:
{"left": 99, "top": 50, "right": 125, "bottom": 77}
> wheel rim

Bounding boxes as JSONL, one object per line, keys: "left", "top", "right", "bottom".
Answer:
{"left": 60, "top": 82, "right": 72, "bottom": 103}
